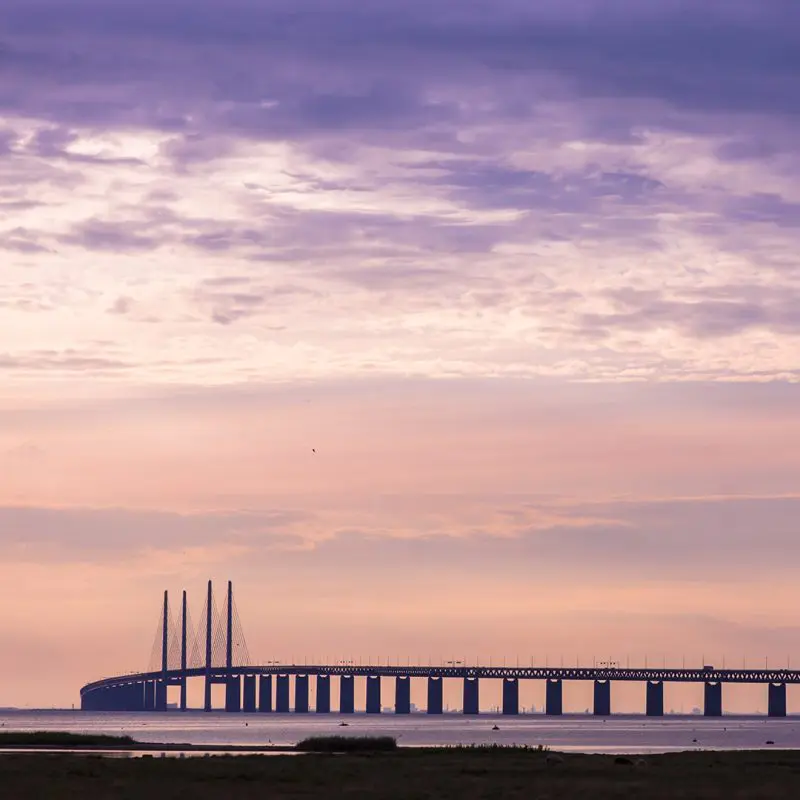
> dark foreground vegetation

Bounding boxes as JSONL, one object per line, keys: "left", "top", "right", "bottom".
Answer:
{"left": 296, "top": 735, "right": 397, "bottom": 752}
{"left": 0, "top": 730, "right": 286, "bottom": 752}
{"left": 0, "top": 732, "right": 136, "bottom": 747}
{"left": 2, "top": 748, "right": 800, "bottom": 799}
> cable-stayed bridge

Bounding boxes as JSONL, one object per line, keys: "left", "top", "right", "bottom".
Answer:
{"left": 81, "top": 581, "right": 800, "bottom": 716}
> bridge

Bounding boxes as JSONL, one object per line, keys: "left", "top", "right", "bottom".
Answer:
{"left": 81, "top": 581, "right": 798, "bottom": 717}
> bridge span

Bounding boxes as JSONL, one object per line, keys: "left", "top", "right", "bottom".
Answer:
{"left": 80, "top": 581, "right": 798, "bottom": 717}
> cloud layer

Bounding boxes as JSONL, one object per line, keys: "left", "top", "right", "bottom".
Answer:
{"left": 1, "top": 0, "right": 799, "bottom": 384}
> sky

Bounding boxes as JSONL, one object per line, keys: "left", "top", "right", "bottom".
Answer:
{"left": 1, "top": 0, "right": 800, "bottom": 711}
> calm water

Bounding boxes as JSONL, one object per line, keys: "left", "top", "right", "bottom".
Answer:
{"left": 2, "top": 711, "right": 799, "bottom": 753}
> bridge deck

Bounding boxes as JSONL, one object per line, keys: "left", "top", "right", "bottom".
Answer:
{"left": 81, "top": 664, "right": 800, "bottom": 695}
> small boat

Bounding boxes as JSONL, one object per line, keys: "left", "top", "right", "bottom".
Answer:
{"left": 339, "top": 722, "right": 349, "bottom": 727}
{"left": 492, "top": 724, "right": 500, "bottom": 731}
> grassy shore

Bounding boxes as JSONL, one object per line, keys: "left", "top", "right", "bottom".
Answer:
{"left": 0, "top": 731, "right": 292, "bottom": 752}
{"left": 296, "top": 735, "right": 398, "bottom": 752}
{"left": 2, "top": 748, "right": 800, "bottom": 798}
{"left": 0, "top": 732, "right": 137, "bottom": 747}
{"left": 0, "top": 731, "right": 398, "bottom": 753}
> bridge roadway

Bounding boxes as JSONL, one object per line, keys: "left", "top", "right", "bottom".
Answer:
{"left": 80, "top": 664, "right": 800, "bottom": 717}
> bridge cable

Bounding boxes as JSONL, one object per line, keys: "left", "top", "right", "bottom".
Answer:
{"left": 186, "top": 604, "right": 204, "bottom": 669}
{"left": 167, "top": 602, "right": 182, "bottom": 670}
{"left": 211, "top": 592, "right": 227, "bottom": 667}
{"left": 231, "top": 599, "right": 251, "bottom": 666}
{"left": 147, "top": 602, "right": 165, "bottom": 673}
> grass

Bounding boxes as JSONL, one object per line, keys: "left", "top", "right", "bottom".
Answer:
{"left": 296, "top": 735, "right": 398, "bottom": 752}
{"left": 0, "top": 731, "right": 136, "bottom": 747}
{"left": 3, "top": 748, "right": 800, "bottom": 798}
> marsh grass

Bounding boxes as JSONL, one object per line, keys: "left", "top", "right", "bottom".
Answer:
{"left": 296, "top": 735, "right": 398, "bottom": 752}
{"left": 0, "top": 731, "right": 136, "bottom": 747}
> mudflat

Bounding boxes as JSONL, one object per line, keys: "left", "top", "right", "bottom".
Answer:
{"left": 2, "top": 749, "right": 800, "bottom": 799}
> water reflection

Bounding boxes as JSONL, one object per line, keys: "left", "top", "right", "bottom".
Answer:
{"left": 1, "top": 711, "right": 798, "bottom": 754}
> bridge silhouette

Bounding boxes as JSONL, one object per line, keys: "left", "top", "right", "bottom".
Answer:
{"left": 80, "top": 581, "right": 798, "bottom": 716}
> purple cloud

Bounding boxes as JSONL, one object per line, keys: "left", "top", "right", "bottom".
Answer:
{"left": 1, "top": 0, "right": 799, "bottom": 377}
{"left": 578, "top": 285, "right": 800, "bottom": 339}
{"left": 0, "top": 0, "right": 797, "bottom": 141}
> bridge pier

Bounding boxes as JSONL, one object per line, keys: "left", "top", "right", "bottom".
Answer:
{"left": 768, "top": 683, "right": 787, "bottom": 717}
{"left": 427, "top": 676, "right": 443, "bottom": 714}
{"left": 225, "top": 676, "right": 241, "bottom": 712}
{"left": 114, "top": 686, "right": 128, "bottom": 711}
{"left": 204, "top": 677, "right": 212, "bottom": 712}
{"left": 502, "top": 678, "right": 519, "bottom": 715}
{"left": 116, "top": 684, "right": 134, "bottom": 711}
{"left": 463, "top": 677, "right": 479, "bottom": 715}
{"left": 155, "top": 681, "right": 167, "bottom": 712}
{"left": 340, "top": 675, "right": 355, "bottom": 713}
{"left": 646, "top": 681, "right": 664, "bottom": 717}
{"left": 395, "top": 676, "right": 411, "bottom": 714}
{"left": 276, "top": 674, "right": 290, "bottom": 712}
{"left": 243, "top": 676, "right": 257, "bottom": 712}
{"left": 593, "top": 680, "right": 611, "bottom": 716}
{"left": 546, "top": 679, "right": 563, "bottom": 715}
{"left": 366, "top": 676, "right": 381, "bottom": 713}
{"left": 145, "top": 681, "right": 156, "bottom": 711}
{"left": 136, "top": 682, "right": 148, "bottom": 711}
{"left": 138, "top": 683, "right": 148, "bottom": 711}
{"left": 118, "top": 683, "right": 142, "bottom": 711}
{"left": 704, "top": 682, "right": 722, "bottom": 717}
{"left": 316, "top": 675, "right": 331, "bottom": 713}
{"left": 259, "top": 675, "right": 272, "bottom": 712}
{"left": 295, "top": 675, "right": 309, "bottom": 713}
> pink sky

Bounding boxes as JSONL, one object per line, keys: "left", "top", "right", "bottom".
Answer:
{"left": 2, "top": 0, "right": 800, "bottom": 711}
{"left": 2, "top": 380, "right": 800, "bottom": 710}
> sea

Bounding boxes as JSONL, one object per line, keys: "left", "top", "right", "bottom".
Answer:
{"left": 2, "top": 711, "right": 800, "bottom": 754}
